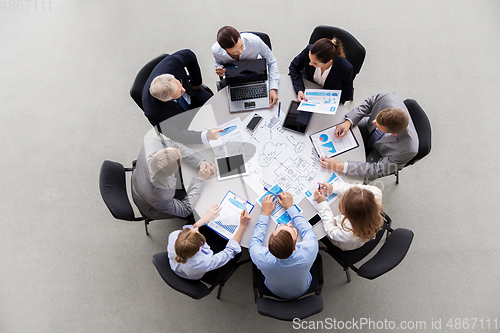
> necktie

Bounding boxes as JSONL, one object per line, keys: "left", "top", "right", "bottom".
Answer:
{"left": 366, "top": 128, "right": 385, "bottom": 149}
{"left": 176, "top": 96, "right": 190, "bottom": 111}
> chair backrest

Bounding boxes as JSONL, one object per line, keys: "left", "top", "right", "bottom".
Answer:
{"left": 256, "top": 295, "right": 323, "bottom": 320}
{"left": 152, "top": 252, "right": 211, "bottom": 300}
{"left": 253, "top": 256, "right": 324, "bottom": 320}
{"left": 99, "top": 160, "right": 138, "bottom": 221}
{"left": 309, "top": 25, "right": 366, "bottom": 78}
{"left": 130, "top": 54, "right": 168, "bottom": 111}
{"left": 357, "top": 228, "right": 414, "bottom": 280}
{"left": 404, "top": 99, "right": 432, "bottom": 166}
{"left": 243, "top": 31, "right": 272, "bottom": 50}
{"left": 325, "top": 219, "right": 388, "bottom": 266}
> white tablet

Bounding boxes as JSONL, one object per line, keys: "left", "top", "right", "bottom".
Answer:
{"left": 214, "top": 154, "right": 249, "bottom": 181}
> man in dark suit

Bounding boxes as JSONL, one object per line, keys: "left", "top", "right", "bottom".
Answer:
{"left": 320, "top": 92, "right": 419, "bottom": 181}
{"left": 142, "top": 49, "right": 219, "bottom": 144}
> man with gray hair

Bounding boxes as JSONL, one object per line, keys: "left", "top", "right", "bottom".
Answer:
{"left": 131, "top": 130, "right": 216, "bottom": 220}
{"left": 142, "top": 49, "right": 217, "bottom": 144}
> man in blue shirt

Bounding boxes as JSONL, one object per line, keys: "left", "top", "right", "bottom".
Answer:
{"left": 249, "top": 192, "right": 318, "bottom": 299}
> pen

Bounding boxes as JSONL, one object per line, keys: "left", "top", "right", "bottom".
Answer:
{"left": 263, "top": 187, "right": 276, "bottom": 197}
{"left": 278, "top": 102, "right": 281, "bottom": 118}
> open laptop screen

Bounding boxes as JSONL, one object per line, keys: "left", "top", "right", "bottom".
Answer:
{"left": 225, "top": 59, "right": 267, "bottom": 85}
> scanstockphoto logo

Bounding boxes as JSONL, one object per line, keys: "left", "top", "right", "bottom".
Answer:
{"left": 292, "top": 317, "right": 427, "bottom": 330}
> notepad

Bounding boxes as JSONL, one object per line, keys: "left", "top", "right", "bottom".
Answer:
{"left": 309, "top": 123, "right": 359, "bottom": 157}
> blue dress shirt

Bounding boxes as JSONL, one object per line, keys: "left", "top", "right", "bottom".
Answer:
{"left": 168, "top": 225, "right": 241, "bottom": 280}
{"left": 249, "top": 206, "right": 318, "bottom": 299}
{"left": 211, "top": 32, "right": 280, "bottom": 91}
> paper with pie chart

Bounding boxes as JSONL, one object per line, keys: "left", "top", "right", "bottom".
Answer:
{"left": 309, "top": 123, "right": 359, "bottom": 158}
{"left": 207, "top": 191, "right": 254, "bottom": 240}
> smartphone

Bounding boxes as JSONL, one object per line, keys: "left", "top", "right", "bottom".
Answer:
{"left": 246, "top": 114, "right": 263, "bottom": 131}
{"left": 308, "top": 214, "right": 321, "bottom": 228}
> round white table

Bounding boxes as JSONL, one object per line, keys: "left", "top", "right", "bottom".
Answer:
{"left": 182, "top": 74, "right": 365, "bottom": 247}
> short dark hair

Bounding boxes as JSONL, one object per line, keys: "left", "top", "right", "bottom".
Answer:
{"left": 376, "top": 108, "right": 409, "bottom": 133}
{"left": 268, "top": 229, "right": 295, "bottom": 259}
{"left": 310, "top": 37, "right": 345, "bottom": 64}
{"left": 217, "top": 26, "right": 240, "bottom": 50}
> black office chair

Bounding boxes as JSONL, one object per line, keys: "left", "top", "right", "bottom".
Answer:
{"left": 252, "top": 254, "right": 324, "bottom": 320}
{"left": 99, "top": 160, "right": 154, "bottom": 235}
{"left": 130, "top": 53, "right": 214, "bottom": 126}
{"left": 216, "top": 31, "right": 272, "bottom": 92}
{"left": 309, "top": 25, "right": 366, "bottom": 79}
{"left": 152, "top": 251, "right": 249, "bottom": 300}
{"left": 320, "top": 213, "right": 414, "bottom": 282}
{"left": 393, "top": 99, "right": 432, "bottom": 184}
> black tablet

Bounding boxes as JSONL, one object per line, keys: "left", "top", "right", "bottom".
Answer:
{"left": 282, "top": 100, "right": 313, "bottom": 134}
{"left": 214, "top": 154, "right": 249, "bottom": 181}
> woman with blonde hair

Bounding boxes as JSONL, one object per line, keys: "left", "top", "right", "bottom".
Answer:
{"left": 289, "top": 37, "right": 354, "bottom": 104}
{"left": 314, "top": 182, "right": 383, "bottom": 251}
{"left": 167, "top": 204, "right": 251, "bottom": 280}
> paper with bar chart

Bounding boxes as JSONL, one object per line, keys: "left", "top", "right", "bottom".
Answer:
{"left": 297, "top": 89, "right": 341, "bottom": 115}
{"left": 207, "top": 191, "right": 254, "bottom": 240}
{"left": 309, "top": 123, "right": 359, "bottom": 158}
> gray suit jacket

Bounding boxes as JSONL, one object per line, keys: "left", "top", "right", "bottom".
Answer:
{"left": 345, "top": 92, "right": 419, "bottom": 180}
{"left": 131, "top": 136, "right": 205, "bottom": 219}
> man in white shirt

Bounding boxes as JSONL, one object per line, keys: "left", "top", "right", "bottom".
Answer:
{"left": 211, "top": 26, "right": 279, "bottom": 109}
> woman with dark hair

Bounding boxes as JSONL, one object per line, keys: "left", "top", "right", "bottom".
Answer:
{"left": 289, "top": 37, "right": 354, "bottom": 104}
{"left": 167, "top": 203, "right": 251, "bottom": 279}
{"left": 314, "top": 182, "right": 383, "bottom": 251}
{"left": 211, "top": 26, "right": 280, "bottom": 109}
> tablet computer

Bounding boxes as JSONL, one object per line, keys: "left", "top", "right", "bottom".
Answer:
{"left": 282, "top": 100, "right": 313, "bottom": 134}
{"left": 214, "top": 154, "right": 249, "bottom": 181}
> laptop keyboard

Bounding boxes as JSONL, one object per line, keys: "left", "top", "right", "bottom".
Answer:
{"left": 230, "top": 83, "right": 268, "bottom": 102}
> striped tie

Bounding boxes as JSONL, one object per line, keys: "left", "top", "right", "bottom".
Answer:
{"left": 366, "top": 128, "right": 385, "bottom": 148}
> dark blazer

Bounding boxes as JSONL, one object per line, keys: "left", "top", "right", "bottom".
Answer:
{"left": 142, "top": 49, "right": 210, "bottom": 144}
{"left": 289, "top": 44, "right": 354, "bottom": 103}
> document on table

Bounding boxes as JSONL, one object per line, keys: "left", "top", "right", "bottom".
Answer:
{"left": 207, "top": 191, "right": 254, "bottom": 240}
{"left": 303, "top": 170, "right": 344, "bottom": 212}
{"left": 256, "top": 184, "right": 303, "bottom": 224}
{"left": 209, "top": 117, "right": 251, "bottom": 157}
{"left": 297, "top": 89, "right": 342, "bottom": 115}
{"left": 309, "top": 123, "right": 359, "bottom": 157}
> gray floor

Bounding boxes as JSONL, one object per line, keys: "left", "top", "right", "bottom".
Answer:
{"left": 1, "top": 1, "right": 499, "bottom": 332}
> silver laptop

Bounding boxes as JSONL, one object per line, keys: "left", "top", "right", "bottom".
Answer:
{"left": 225, "top": 58, "right": 269, "bottom": 113}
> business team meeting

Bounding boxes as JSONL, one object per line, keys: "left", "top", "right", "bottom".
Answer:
{"left": 99, "top": 24, "right": 431, "bottom": 321}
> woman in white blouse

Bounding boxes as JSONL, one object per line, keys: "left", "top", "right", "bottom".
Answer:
{"left": 167, "top": 204, "right": 250, "bottom": 280}
{"left": 314, "top": 182, "right": 383, "bottom": 251}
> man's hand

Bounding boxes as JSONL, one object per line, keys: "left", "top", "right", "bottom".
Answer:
{"left": 261, "top": 194, "right": 276, "bottom": 216}
{"left": 215, "top": 66, "right": 226, "bottom": 77}
{"left": 277, "top": 192, "right": 293, "bottom": 210}
{"left": 198, "top": 161, "right": 215, "bottom": 180}
{"left": 190, "top": 84, "right": 201, "bottom": 90}
{"left": 297, "top": 91, "right": 308, "bottom": 102}
{"left": 207, "top": 128, "right": 222, "bottom": 141}
{"left": 269, "top": 89, "right": 278, "bottom": 109}
{"left": 319, "top": 157, "right": 345, "bottom": 172}
{"left": 335, "top": 120, "right": 351, "bottom": 139}
{"left": 199, "top": 160, "right": 216, "bottom": 174}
